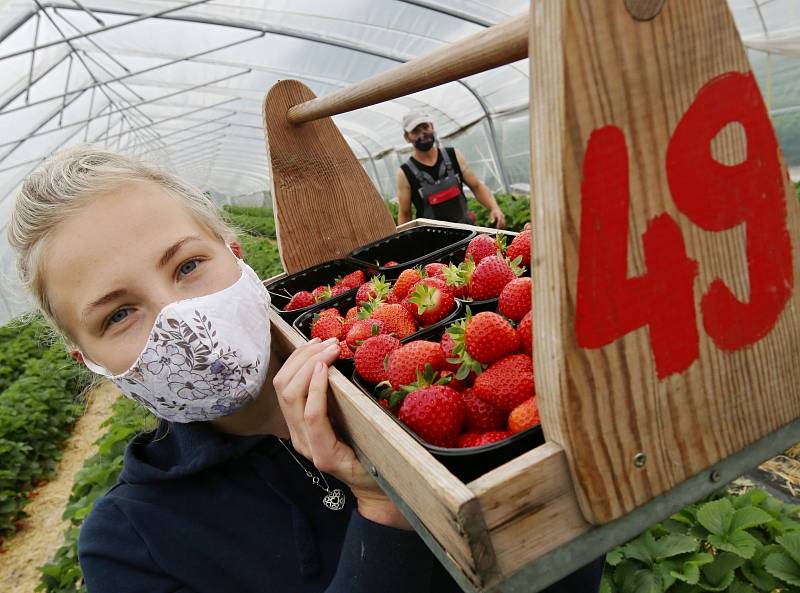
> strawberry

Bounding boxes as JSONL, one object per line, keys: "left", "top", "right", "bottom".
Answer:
{"left": 385, "top": 340, "right": 446, "bottom": 390}
{"left": 341, "top": 317, "right": 359, "bottom": 340}
{"left": 338, "top": 340, "right": 354, "bottom": 360}
{"left": 517, "top": 310, "right": 533, "bottom": 355}
{"left": 329, "top": 284, "right": 351, "bottom": 298}
{"left": 365, "top": 303, "right": 417, "bottom": 338}
{"left": 439, "top": 331, "right": 460, "bottom": 372}
{"left": 283, "top": 291, "right": 315, "bottom": 311}
{"left": 473, "top": 354, "right": 535, "bottom": 412}
{"left": 424, "top": 262, "right": 447, "bottom": 277}
{"left": 498, "top": 277, "right": 532, "bottom": 322}
{"left": 445, "top": 314, "right": 486, "bottom": 378}
{"left": 336, "top": 270, "right": 366, "bottom": 289}
{"left": 356, "top": 275, "right": 390, "bottom": 306}
{"left": 405, "top": 277, "right": 455, "bottom": 326}
{"left": 346, "top": 319, "right": 386, "bottom": 351}
{"left": 310, "top": 314, "right": 344, "bottom": 341}
{"left": 465, "top": 311, "right": 519, "bottom": 365}
{"left": 466, "top": 233, "right": 506, "bottom": 264}
{"left": 457, "top": 431, "right": 511, "bottom": 448}
{"left": 506, "top": 227, "right": 531, "bottom": 270}
{"left": 440, "top": 262, "right": 469, "bottom": 298}
{"left": 312, "top": 285, "right": 331, "bottom": 302}
{"left": 354, "top": 334, "right": 401, "bottom": 384}
{"left": 317, "top": 307, "right": 341, "bottom": 319}
{"left": 508, "top": 396, "right": 539, "bottom": 433}
{"left": 439, "top": 370, "right": 468, "bottom": 391}
{"left": 345, "top": 306, "right": 359, "bottom": 321}
{"left": 462, "top": 388, "right": 506, "bottom": 432}
{"left": 468, "top": 255, "right": 520, "bottom": 301}
{"left": 398, "top": 385, "right": 465, "bottom": 448}
{"left": 384, "top": 260, "right": 400, "bottom": 267}
{"left": 391, "top": 268, "right": 422, "bottom": 301}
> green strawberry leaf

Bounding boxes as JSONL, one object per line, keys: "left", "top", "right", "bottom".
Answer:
{"left": 630, "top": 569, "right": 661, "bottom": 593}
{"left": 764, "top": 549, "right": 800, "bottom": 587}
{"left": 709, "top": 529, "right": 761, "bottom": 559}
{"left": 699, "top": 551, "right": 743, "bottom": 590}
{"left": 726, "top": 580, "right": 756, "bottom": 593}
{"left": 741, "top": 543, "right": 780, "bottom": 591}
{"left": 730, "top": 506, "right": 774, "bottom": 532}
{"left": 654, "top": 534, "right": 699, "bottom": 560}
{"left": 622, "top": 532, "right": 655, "bottom": 564}
{"left": 606, "top": 547, "right": 624, "bottom": 567}
{"left": 777, "top": 532, "right": 800, "bottom": 565}
{"left": 669, "top": 552, "right": 713, "bottom": 585}
{"left": 696, "top": 498, "right": 734, "bottom": 537}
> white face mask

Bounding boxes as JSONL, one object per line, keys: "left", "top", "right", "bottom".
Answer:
{"left": 81, "top": 251, "right": 271, "bottom": 423}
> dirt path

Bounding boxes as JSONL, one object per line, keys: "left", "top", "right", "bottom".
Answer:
{"left": 0, "top": 381, "right": 119, "bottom": 593}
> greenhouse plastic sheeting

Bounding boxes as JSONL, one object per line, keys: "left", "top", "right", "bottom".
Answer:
{"left": 0, "top": 0, "right": 798, "bottom": 324}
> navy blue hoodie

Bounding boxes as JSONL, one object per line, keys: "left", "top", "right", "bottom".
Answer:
{"left": 78, "top": 419, "right": 604, "bottom": 592}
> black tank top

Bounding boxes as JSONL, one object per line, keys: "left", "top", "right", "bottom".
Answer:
{"left": 400, "top": 147, "right": 470, "bottom": 224}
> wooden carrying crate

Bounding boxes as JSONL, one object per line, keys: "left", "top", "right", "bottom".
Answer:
{"left": 263, "top": 2, "right": 800, "bottom": 592}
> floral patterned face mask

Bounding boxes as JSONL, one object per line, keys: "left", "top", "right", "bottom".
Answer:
{"left": 80, "top": 250, "right": 271, "bottom": 423}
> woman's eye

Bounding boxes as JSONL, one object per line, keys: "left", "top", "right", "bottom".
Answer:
{"left": 178, "top": 259, "right": 199, "bottom": 277}
{"left": 108, "top": 308, "right": 129, "bottom": 326}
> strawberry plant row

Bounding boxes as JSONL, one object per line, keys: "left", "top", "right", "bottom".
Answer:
{"left": 0, "top": 341, "right": 90, "bottom": 538}
{"left": 0, "top": 316, "right": 54, "bottom": 394}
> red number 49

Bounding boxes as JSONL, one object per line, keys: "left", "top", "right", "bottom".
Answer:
{"left": 575, "top": 72, "right": 793, "bottom": 380}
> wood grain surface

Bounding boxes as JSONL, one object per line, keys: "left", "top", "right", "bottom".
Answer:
{"left": 531, "top": 0, "right": 800, "bottom": 524}
{"left": 264, "top": 80, "right": 397, "bottom": 274}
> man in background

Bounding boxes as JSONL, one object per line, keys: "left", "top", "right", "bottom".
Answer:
{"left": 395, "top": 110, "right": 505, "bottom": 228}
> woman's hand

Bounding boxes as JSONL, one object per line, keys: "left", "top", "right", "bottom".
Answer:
{"left": 272, "top": 337, "right": 412, "bottom": 530}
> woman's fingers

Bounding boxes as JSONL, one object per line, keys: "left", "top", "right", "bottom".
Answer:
{"left": 304, "top": 362, "right": 347, "bottom": 472}
{"left": 275, "top": 340, "right": 340, "bottom": 455}
{"left": 272, "top": 337, "right": 328, "bottom": 390}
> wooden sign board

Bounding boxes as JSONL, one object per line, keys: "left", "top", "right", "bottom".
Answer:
{"left": 263, "top": 80, "right": 397, "bottom": 274}
{"left": 531, "top": 0, "right": 800, "bottom": 524}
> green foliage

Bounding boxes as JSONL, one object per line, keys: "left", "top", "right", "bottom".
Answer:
{"left": 222, "top": 205, "right": 276, "bottom": 239}
{"left": 0, "top": 341, "right": 91, "bottom": 537}
{"left": 603, "top": 489, "right": 800, "bottom": 593}
{"left": 238, "top": 234, "right": 284, "bottom": 280}
{"left": 37, "top": 398, "right": 157, "bottom": 593}
{"left": 384, "top": 193, "right": 533, "bottom": 232}
{"left": 0, "top": 315, "right": 54, "bottom": 394}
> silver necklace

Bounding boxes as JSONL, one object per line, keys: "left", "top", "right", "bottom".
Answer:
{"left": 277, "top": 438, "right": 346, "bottom": 511}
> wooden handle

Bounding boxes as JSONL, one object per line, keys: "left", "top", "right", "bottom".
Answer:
{"left": 287, "top": 12, "right": 529, "bottom": 125}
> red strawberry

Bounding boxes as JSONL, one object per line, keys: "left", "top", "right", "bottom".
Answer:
{"left": 398, "top": 385, "right": 465, "bottom": 448}
{"left": 345, "top": 306, "right": 359, "bottom": 321}
{"left": 517, "top": 311, "right": 533, "bottom": 355}
{"left": 473, "top": 354, "right": 535, "bottom": 412}
{"left": 346, "top": 319, "right": 386, "bottom": 351}
{"left": 338, "top": 340, "right": 354, "bottom": 360}
{"left": 465, "top": 311, "right": 519, "bottom": 365}
{"left": 469, "top": 255, "right": 518, "bottom": 301}
{"left": 498, "top": 277, "right": 532, "bottom": 322}
{"left": 506, "top": 227, "right": 531, "bottom": 270}
{"left": 311, "top": 314, "right": 344, "bottom": 341}
{"left": 405, "top": 277, "right": 455, "bottom": 326}
{"left": 385, "top": 340, "right": 446, "bottom": 390}
{"left": 508, "top": 396, "right": 539, "bottom": 433}
{"left": 354, "top": 334, "right": 401, "bottom": 384}
{"left": 356, "top": 275, "right": 390, "bottom": 306}
{"left": 367, "top": 303, "right": 417, "bottom": 339}
{"left": 283, "top": 291, "right": 315, "bottom": 311}
{"left": 341, "top": 317, "right": 358, "bottom": 340}
{"left": 329, "top": 284, "right": 351, "bottom": 298}
{"left": 312, "top": 285, "right": 331, "bottom": 302}
{"left": 337, "top": 270, "right": 366, "bottom": 289}
{"left": 391, "top": 268, "right": 422, "bottom": 301}
{"left": 457, "top": 431, "right": 511, "bottom": 448}
{"left": 424, "top": 262, "right": 447, "bottom": 277}
{"left": 439, "top": 332, "right": 460, "bottom": 372}
{"left": 462, "top": 388, "right": 506, "bottom": 432}
{"left": 465, "top": 234, "right": 506, "bottom": 264}
{"left": 317, "top": 307, "right": 341, "bottom": 319}
{"left": 440, "top": 262, "right": 469, "bottom": 298}
{"left": 439, "top": 369, "right": 468, "bottom": 391}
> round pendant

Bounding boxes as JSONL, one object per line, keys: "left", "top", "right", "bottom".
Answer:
{"left": 323, "top": 488, "right": 346, "bottom": 510}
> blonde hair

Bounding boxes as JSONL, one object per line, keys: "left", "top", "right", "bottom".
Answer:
{"left": 7, "top": 146, "right": 238, "bottom": 348}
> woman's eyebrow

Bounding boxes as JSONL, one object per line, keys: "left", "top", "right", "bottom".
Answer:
{"left": 82, "top": 288, "right": 129, "bottom": 323}
{"left": 158, "top": 235, "right": 203, "bottom": 269}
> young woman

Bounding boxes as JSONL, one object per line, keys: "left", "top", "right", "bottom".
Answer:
{"left": 7, "top": 147, "right": 603, "bottom": 592}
